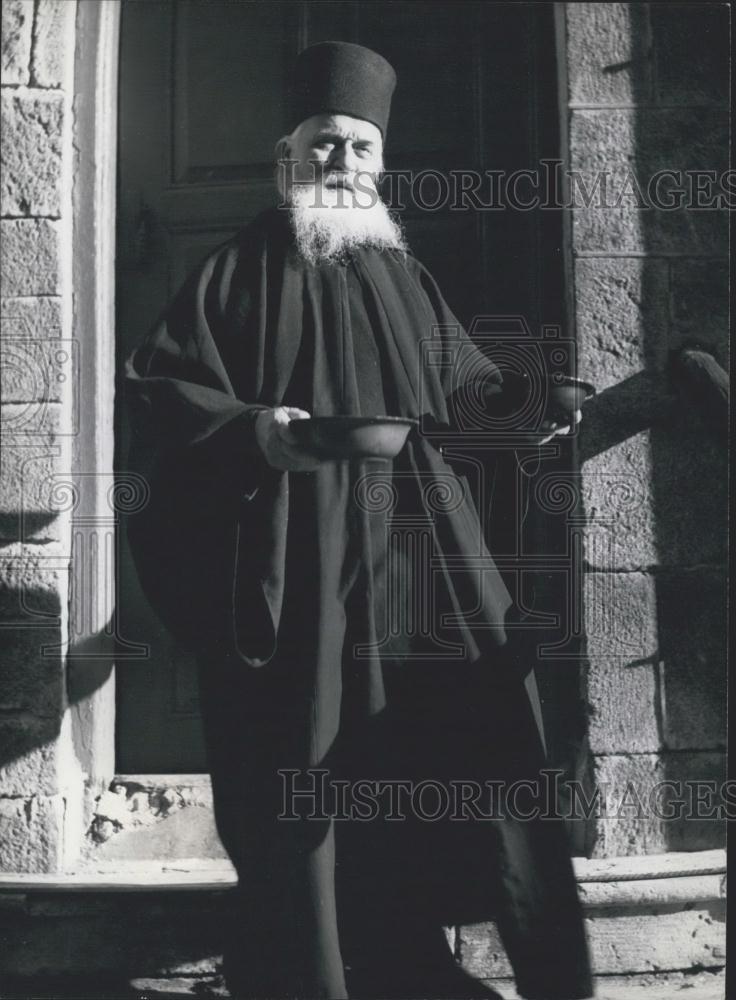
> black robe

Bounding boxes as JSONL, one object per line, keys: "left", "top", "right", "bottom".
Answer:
{"left": 124, "top": 206, "right": 592, "bottom": 1000}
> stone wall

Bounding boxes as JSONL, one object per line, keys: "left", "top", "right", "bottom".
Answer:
{"left": 564, "top": 3, "right": 729, "bottom": 856}
{"left": 0, "top": 0, "right": 82, "bottom": 872}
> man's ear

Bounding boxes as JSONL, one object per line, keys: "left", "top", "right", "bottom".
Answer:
{"left": 274, "top": 136, "right": 291, "bottom": 161}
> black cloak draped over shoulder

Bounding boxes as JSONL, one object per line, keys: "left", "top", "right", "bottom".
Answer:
{"left": 124, "top": 206, "right": 592, "bottom": 1000}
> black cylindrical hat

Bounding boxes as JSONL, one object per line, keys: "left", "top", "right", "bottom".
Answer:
{"left": 291, "top": 41, "right": 397, "bottom": 138}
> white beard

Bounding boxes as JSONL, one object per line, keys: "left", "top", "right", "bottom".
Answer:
{"left": 288, "top": 181, "right": 408, "bottom": 265}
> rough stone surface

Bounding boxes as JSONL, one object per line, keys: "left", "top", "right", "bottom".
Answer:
{"left": 89, "top": 809, "right": 227, "bottom": 864}
{"left": 84, "top": 778, "right": 226, "bottom": 862}
{"left": 651, "top": 4, "right": 730, "bottom": 106}
{"left": 669, "top": 258, "right": 729, "bottom": 365}
{"left": 580, "top": 430, "right": 655, "bottom": 568}
{"left": 569, "top": 108, "right": 729, "bottom": 254}
{"left": 0, "top": 339, "right": 71, "bottom": 404}
{"left": 0, "top": 541, "right": 66, "bottom": 622}
{"left": 584, "top": 572, "right": 661, "bottom": 754}
{"left": 584, "top": 570, "right": 658, "bottom": 662}
{"left": 31, "top": 0, "right": 76, "bottom": 89}
{"left": 0, "top": 715, "right": 61, "bottom": 796}
{"left": 458, "top": 900, "right": 725, "bottom": 978}
{"left": 1, "top": 91, "right": 63, "bottom": 217}
{"left": 0, "top": 296, "right": 63, "bottom": 339}
{"left": 581, "top": 426, "right": 727, "bottom": 570}
{"left": 0, "top": 542, "right": 68, "bottom": 732}
{"left": 0, "top": 626, "right": 64, "bottom": 716}
{"left": 566, "top": 3, "right": 651, "bottom": 106}
{"left": 590, "top": 752, "right": 727, "bottom": 857}
{"left": 129, "top": 977, "right": 228, "bottom": 998}
{"left": 575, "top": 257, "right": 669, "bottom": 390}
{"left": 457, "top": 921, "right": 512, "bottom": 978}
{"left": 0, "top": 403, "right": 71, "bottom": 543}
{"left": 1, "top": 394, "right": 66, "bottom": 439}
{"left": 0, "top": 794, "right": 64, "bottom": 872}
{"left": 584, "top": 569, "right": 727, "bottom": 756}
{"left": 656, "top": 569, "right": 727, "bottom": 751}
{"left": 584, "top": 971, "right": 726, "bottom": 1000}
{"left": 576, "top": 368, "right": 676, "bottom": 466}
{"left": 1, "top": 0, "right": 33, "bottom": 86}
{"left": 0, "top": 219, "right": 61, "bottom": 296}
{"left": 0, "top": 970, "right": 726, "bottom": 999}
{"left": 585, "top": 901, "right": 726, "bottom": 975}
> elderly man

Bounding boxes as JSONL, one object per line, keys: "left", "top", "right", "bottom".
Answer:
{"left": 126, "top": 41, "right": 592, "bottom": 1000}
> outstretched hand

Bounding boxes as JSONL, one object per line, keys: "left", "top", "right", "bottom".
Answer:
{"left": 536, "top": 408, "right": 583, "bottom": 444}
{"left": 255, "top": 406, "right": 323, "bottom": 471}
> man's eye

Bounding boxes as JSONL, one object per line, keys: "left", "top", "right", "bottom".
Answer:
{"left": 355, "top": 146, "right": 372, "bottom": 157}
{"left": 313, "top": 141, "right": 333, "bottom": 151}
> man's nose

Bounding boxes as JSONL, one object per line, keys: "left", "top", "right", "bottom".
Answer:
{"left": 330, "top": 142, "right": 358, "bottom": 173}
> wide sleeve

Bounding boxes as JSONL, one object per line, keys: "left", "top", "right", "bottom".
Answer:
{"left": 411, "top": 258, "right": 525, "bottom": 425}
{"left": 124, "top": 241, "right": 271, "bottom": 493}
{"left": 123, "top": 242, "right": 274, "bottom": 651}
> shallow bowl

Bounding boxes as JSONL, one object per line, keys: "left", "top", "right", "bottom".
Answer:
{"left": 290, "top": 415, "right": 418, "bottom": 459}
{"left": 545, "top": 375, "right": 596, "bottom": 417}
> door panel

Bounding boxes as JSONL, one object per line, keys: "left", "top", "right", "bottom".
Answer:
{"left": 172, "top": 1, "right": 293, "bottom": 183}
{"left": 116, "top": 0, "right": 564, "bottom": 773}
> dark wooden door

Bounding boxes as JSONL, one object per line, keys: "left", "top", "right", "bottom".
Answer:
{"left": 115, "top": 0, "right": 563, "bottom": 772}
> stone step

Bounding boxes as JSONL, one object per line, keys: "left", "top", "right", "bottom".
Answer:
{"left": 0, "top": 969, "right": 726, "bottom": 999}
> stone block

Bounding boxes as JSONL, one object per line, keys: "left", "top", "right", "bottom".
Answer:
{"left": 0, "top": 715, "right": 61, "bottom": 796}
{"left": 584, "top": 571, "right": 658, "bottom": 662}
{"left": 669, "top": 259, "right": 729, "bottom": 365}
{"left": 584, "top": 572, "right": 661, "bottom": 754}
{"left": 651, "top": 4, "right": 729, "bottom": 106}
{"left": 586, "top": 901, "right": 726, "bottom": 975}
{"left": 0, "top": 794, "right": 64, "bottom": 872}
{"left": 569, "top": 109, "right": 729, "bottom": 254}
{"left": 457, "top": 901, "right": 725, "bottom": 978}
{"left": 575, "top": 257, "right": 669, "bottom": 390}
{"left": 0, "top": 624, "right": 64, "bottom": 716}
{"left": 31, "top": 0, "right": 76, "bottom": 89}
{"left": 0, "top": 219, "right": 61, "bottom": 296}
{"left": 1, "top": 91, "right": 64, "bottom": 217}
{"left": 456, "top": 921, "right": 512, "bottom": 978}
{"left": 645, "top": 421, "right": 727, "bottom": 567}
{"left": 0, "top": 541, "right": 67, "bottom": 622}
{"left": 577, "top": 370, "right": 675, "bottom": 469}
{"left": 0, "top": 339, "right": 72, "bottom": 405}
{"left": 587, "top": 663, "right": 660, "bottom": 755}
{"left": 657, "top": 569, "right": 727, "bottom": 751}
{"left": 566, "top": 3, "right": 651, "bottom": 106}
{"left": 580, "top": 430, "right": 656, "bottom": 569}
{"left": 0, "top": 404, "right": 71, "bottom": 543}
{"left": 590, "top": 751, "right": 726, "bottom": 857}
{"left": 581, "top": 425, "right": 727, "bottom": 570}
{"left": 0, "top": 541, "right": 68, "bottom": 701}
{"left": 1, "top": 0, "right": 33, "bottom": 85}
{"left": 1, "top": 394, "right": 63, "bottom": 439}
{"left": 0, "top": 296, "right": 62, "bottom": 339}
{"left": 85, "top": 777, "right": 227, "bottom": 862}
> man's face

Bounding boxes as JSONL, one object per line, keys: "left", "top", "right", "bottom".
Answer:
{"left": 285, "top": 113, "right": 384, "bottom": 203}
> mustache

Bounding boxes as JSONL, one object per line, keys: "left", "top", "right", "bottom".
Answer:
{"left": 322, "top": 173, "right": 355, "bottom": 190}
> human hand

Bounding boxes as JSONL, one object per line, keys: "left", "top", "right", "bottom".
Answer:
{"left": 254, "top": 406, "right": 322, "bottom": 471}
{"left": 536, "top": 408, "right": 582, "bottom": 444}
